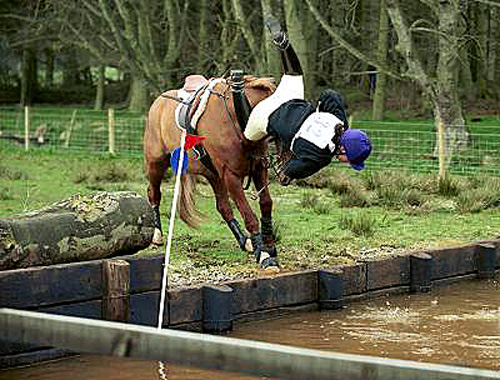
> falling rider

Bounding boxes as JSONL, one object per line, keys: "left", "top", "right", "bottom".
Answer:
{"left": 230, "top": 14, "right": 372, "bottom": 185}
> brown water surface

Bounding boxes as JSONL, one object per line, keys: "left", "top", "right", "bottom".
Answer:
{"left": 231, "top": 276, "right": 500, "bottom": 370}
{"left": 1, "top": 276, "right": 499, "bottom": 379}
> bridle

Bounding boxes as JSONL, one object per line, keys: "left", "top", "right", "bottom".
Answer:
{"left": 250, "top": 145, "right": 294, "bottom": 200}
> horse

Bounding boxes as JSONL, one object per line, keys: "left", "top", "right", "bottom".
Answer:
{"left": 144, "top": 74, "right": 280, "bottom": 272}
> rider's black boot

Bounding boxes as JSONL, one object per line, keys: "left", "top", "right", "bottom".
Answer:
{"left": 229, "top": 70, "right": 252, "bottom": 132}
{"left": 264, "top": 13, "right": 303, "bottom": 76}
{"left": 280, "top": 45, "right": 303, "bottom": 76}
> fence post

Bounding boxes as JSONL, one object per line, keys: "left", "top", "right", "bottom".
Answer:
{"left": 24, "top": 106, "right": 30, "bottom": 151}
{"left": 102, "top": 259, "right": 130, "bottom": 322}
{"left": 64, "top": 109, "right": 78, "bottom": 148}
{"left": 108, "top": 108, "right": 116, "bottom": 155}
{"left": 438, "top": 119, "right": 446, "bottom": 180}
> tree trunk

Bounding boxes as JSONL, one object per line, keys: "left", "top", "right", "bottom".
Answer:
{"left": 128, "top": 72, "right": 149, "bottom": 112}
{"left": 0, "top": 192, "right": 155, "bottom": 271}
{"left": 283, "top": 0, "right": 310, "bottom": 97}
{"left": 220, "top": 0, "right": 235, "bottom": 70}
{"left": 45, "top": 49, "right": 55, "bottom": 88}
{"left": 20, "top": 48, "right": 37, "bottom": 107}
{"left": 164, "top": 0, "right": 183, "bottom": 86}
{"left": 260, "top": 0, "right": 281, "bottom": 79}
{"left": 329, "top": 1, "right": 349, "bottom": 89}
{"left": 94, "top": 64, "right": 105, "bottom": 111}
{"left": 487, "top": 6, "right": 498, "bottom": 85}
{"left": 386, "top": 0, "right": 468, "bottom": 170}
{"left": 459, "top": 43, "right": 475, "bottom": 102}
{"left": 304, "top": 3, "right": 319, "bottom": 98}
{"left": 474, "top": 2, "right": 489, "bottom": 97}
{"left": 435, "top": 0, "right": 469, "bottom": 163}
{"left": 372, "top": 0, "right": 389, "bottom": 120}
{"left": 359, "top": 0, "right": 378, "bottom": 95}
{"left": 232, "top": 0, "right": 265, "bottom": 73}
{"left": 197, "top": 0, "right": 209, "bottom": 73}
{"left": 62, "top": 49, "right": 81, "bottom": 87}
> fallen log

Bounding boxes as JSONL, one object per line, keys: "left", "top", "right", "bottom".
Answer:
{"left": 0, "top": 192, "right": 156, "bottom": 270}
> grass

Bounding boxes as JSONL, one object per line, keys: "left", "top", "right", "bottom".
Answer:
{"left": 1, "top": 141, "right": 500, "bottom": 287}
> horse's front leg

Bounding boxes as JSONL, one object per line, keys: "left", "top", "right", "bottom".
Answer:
{"left": 252, "top": 158, "right": 278, "bottom": 264}
{"left": 204, "top": 171, "right": 252, "bottom": 252}
{"left": 224, "top": 169, "right": 279, "bottom": 272}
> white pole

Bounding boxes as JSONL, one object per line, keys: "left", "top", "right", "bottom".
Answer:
{"left": 157, "top": 130, "right": 187, "bottom": 330}
{"left": 3, "top": 308, "right": 500, "bottom": 380}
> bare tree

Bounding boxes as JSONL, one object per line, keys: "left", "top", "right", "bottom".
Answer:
{"left": 306, "top": 0, "right": 472, "bottom": 167}
{"left": 1, "top": 1, "right": 52, "bottom": 106}
{"left": 372, "top": 0, "right": 389, "bottom": 120}
{"left": 260, "top": 0, "right": 281, "bottom": 79}
{"left": 48, "top": 0, "right": 192, "bottom": 111}
{"left": 386, "top": 0, "right": 469, "bottom": 166}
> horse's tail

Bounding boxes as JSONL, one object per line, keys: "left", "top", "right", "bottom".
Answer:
{"left": 179, "top": 173, "right": 205, "bottom": 228}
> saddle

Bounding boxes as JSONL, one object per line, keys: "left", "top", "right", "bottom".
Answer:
{"left": 172, "top": 75, "right": 217, "bottom": 174}
{"left": 184, "top": 75, "right": 209, "bottom": 92}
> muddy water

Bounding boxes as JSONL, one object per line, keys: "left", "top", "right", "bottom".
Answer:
{"left": 1, "top": 276, "right": 499, "bottom": 379}
{"left": 231, "top": 276, "right": 500, "bottom": 370}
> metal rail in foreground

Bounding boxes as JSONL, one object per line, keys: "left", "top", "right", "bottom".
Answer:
{"left": 1, "top": 308, "right": 499, "bottom": 380}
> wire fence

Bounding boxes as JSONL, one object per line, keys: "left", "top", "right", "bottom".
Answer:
{"left": 357, "top": 120, "right": 500, "bottom": 176}
{"left": 0, "top": 106, "right": 145, "bottom": 156}
{"left": 1, "top": 106, "right": 499, "bottom": 177}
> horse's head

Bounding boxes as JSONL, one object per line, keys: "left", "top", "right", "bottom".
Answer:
{"left": 244, "top": 76, "right": 276, "bottom": 104}
{"left": 266, "top": 138, "right": 295, "bottom": 186}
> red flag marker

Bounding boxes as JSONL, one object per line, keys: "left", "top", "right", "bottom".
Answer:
{"left": 185, "top": 134, "right": 206, "bottom": 151}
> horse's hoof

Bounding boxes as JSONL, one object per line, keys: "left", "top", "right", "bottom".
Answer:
{"left": 259, "top": 255, "right": 280, "bottom": 275}
{"left": 244, "top": 238, "right": 253, "bottom": 252}
{"left": 152, "top": 229, "right": 164, "bottom": 246}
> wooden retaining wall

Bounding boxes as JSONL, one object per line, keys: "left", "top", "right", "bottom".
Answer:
{"left": 1, "top": 239, "right": 499, "bottom": 367}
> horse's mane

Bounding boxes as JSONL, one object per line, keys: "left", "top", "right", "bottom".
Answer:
{"left": 244, "top": 75, "right": 276, "bottom": 93}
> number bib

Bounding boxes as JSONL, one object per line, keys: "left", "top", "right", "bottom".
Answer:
{"left": 292, "top": 112, "right": 343, "bottom": 152}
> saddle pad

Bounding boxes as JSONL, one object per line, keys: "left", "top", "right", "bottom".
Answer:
{"left": 190, "top": 78, "right": 225, "bottom": 128}
{"left": 174, "top": 78, "right": 225, "bottom": 133}
{"left": 174, "top": 93, "right": 193, "bottom": 132}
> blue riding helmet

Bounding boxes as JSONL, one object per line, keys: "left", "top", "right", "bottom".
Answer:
{"left": 340, "top": 129, "right": 372, "bottom": 171}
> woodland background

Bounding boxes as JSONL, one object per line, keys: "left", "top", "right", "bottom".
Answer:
{"left": 1, "top": 0, "right": 499, "bottom": 154}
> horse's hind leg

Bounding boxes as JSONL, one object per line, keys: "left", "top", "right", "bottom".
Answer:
{"left": 146, "top": 156, "right": 169, "bottom": 245}
{"left": 205, "top": 172, "right": 252, "bottom": 252}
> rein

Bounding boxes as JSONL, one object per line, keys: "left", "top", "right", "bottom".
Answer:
{"left": 211, "top": 84, "right": 245, "bottom": 140}
{"left": 250, "top": 151, "right": 293, "bottom": 200}
{"left": 211, "top": 83, "right": 253, "bottom": 190}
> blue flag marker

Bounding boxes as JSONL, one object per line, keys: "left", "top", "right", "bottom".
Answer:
{"left": 170, "top": 147, "right": 189, "bottom": 174}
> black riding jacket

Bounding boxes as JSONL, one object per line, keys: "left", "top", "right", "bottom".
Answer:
{"left": 267, "top": 99, "right": 338, "bottom": 179}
